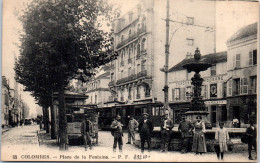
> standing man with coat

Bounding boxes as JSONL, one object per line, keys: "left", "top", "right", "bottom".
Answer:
{"left": 138, "top": 113, "right": 154, "bottom": 153}
{"left": 245, "top": 120, "right": 257, "bottom": 160}
{"left": 81, "top": 116, "right": 93, "bottom": 151}
{"left": 126, "top": 116, "right": 139, "bottom": 144}
{"left": 111, "top": 115, "right": 124, "bottom": 152}
{"left": 160, "top": 113, "right": 173, "bottom": 152}
{"left": 178, "top": 114, "right": 194, "bottom": 153}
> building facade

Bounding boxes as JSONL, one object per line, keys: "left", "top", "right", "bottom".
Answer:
{"left": 84, "top": 72, "right": 111, "bottom": 107}
{"left": 168, "top": 51, "right": 228, "bottom": 127}
{"left": 226, "top": 22, "right": 257, "bottom": 128}
{"left": 107, "top": 0, "right": 216, "bottom": 119}
{"left": 2, "top": 76, "right": 10, "bottom": 127}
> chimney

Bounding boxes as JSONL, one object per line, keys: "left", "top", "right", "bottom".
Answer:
{"left": 186, "top": 52, "right": 193, "bottom": 59}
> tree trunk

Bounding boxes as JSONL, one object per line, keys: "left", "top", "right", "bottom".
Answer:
{"left": 58, "top": 78, "right": 68, "bottom": 150}
{"left": 42, "top": 107, "right": 46, "bottom": 130}
{"left": 45, "top": 107, "right": 50, "bottom": 134}
{"left": 50, "top": 104, "right": 58, "bottom": 139}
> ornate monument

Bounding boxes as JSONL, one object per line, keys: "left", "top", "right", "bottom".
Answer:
{"left": 182, "top": 48, "right": 212, "bottom": 128}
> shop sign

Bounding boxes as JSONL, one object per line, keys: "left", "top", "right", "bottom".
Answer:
{"left": 205, "top": 100, "right": 227, "bottom": 105}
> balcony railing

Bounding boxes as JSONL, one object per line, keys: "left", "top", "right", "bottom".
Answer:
{"left": 116, "top": 70, "right": 147, "bottom": 85}
{"left": 108, "top": 81, "right": 115, "bottom": 87}
{"left": 136, "top": 94, "right": 140, "bottom": 99}
{"left": 120, "top": 97, "right": 124, "bottom": 101}
{"left": 116, "top": 27, "right": 147, "bottom": 49}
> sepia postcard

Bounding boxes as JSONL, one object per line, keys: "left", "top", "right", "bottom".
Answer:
{"left": 1, "top": 0, "right": 259, "bottom": 162}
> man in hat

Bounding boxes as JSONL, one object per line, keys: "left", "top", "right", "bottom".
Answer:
{"left": 138, "top": 113, "right": 154, "bottom": 153}
{"left": 160, "top": 113, "right": 173, "bottom": 152}
{"left": 81, "top": 116, "right": 93, "bottom": 151}
{"left": 126, "top": 116, "right": 139, "bottom": 144}
{"left": 245, "top": 119, "right": 257, "bottom": 160}
{"left": 178, "top": 114, "right": 193, "bottom": 153}
{"left": 110, "top": 115, "right": 123, "bottom": 152}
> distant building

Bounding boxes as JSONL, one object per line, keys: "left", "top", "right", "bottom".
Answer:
{"left": 107, "top": 0, "right": 215, "bottom": 124}
{"left": 226, "top": 22, "right": 257, "bottom": 127}
{"left": 84, "top": 72, "right": 111, "bottom": 107}
{"left": 2, "top": 76, "right": 10, "bottom": 127}
{"left": 168, "top": 51, "right": 227, "bottom": 127}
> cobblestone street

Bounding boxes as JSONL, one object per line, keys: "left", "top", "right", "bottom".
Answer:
{"left": 1, "top": 125, "right": 256, "bottom": 162}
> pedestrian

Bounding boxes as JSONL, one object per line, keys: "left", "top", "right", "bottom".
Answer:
{"left": 81, "top": 116, "right": 93, "bottom": 151}
{"left": 215, "top": 122, "right": 229, "bottom": 160}
{"left": 245, "top": 120, "right": 257, "bottom": 160}
{"left": 110, "top": 115, "right": 123, "bottom": 152}
{"left": 192, "top": 115, "right": 207, "bottom": 154}
{"left": 138, "top": 113, "right": 154, "bottom": 153}
{"left": 178, "top": 114, "right": 194, "bottom": 153}
{"left": 126, "top": 116, "right": 139, "bottom": 144}
{"left": 160, "top": 113, "right": 173, "bottom": 152}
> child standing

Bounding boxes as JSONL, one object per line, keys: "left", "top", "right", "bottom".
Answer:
{"left": 215, "top": 122, "right": 229, "bottom": 160}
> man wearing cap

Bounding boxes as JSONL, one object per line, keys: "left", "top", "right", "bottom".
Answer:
{"left": 110, "top": 115, "right": 124, "bottom": 152}
{"left": 160, "top": 113, "right": 174, "bottom": 152}
{"left": 138, "top": 113, "right": 154, "bottom": 153}
{"left": 81, "top": 116, "right": 93, "bottom": 151}
{"left": 245, "top": 119, "right": 257, "bottom": 160}
{"left": 126, "top": 116, "right": 139, "bottom": 144}
{"left": 178, "top": 114, "right": 193, "bottom": 153}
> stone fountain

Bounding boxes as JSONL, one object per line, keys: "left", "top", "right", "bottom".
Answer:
{"left": 182, "top": 48, "right": 212, "bottom": 129}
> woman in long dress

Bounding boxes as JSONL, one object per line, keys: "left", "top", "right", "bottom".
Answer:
{"left": 192, "top": 116, "right": 207, "bottom": 154}
{"left": 215, "top": 122, "right": 229, "bottom": 160}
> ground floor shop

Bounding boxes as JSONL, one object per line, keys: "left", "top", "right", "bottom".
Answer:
{"left": 169, "top": 96, "right": 256, "bottom": 128}
{"left": 226, "top": 95, "right": 257, "bottom": 128}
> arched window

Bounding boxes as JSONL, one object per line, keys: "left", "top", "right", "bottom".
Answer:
{"left": 141, "top": 60, "right": 146, "bottom": 71}
{"left": 142, "top": 17, "right": 146, "bottom": 30}
{"left": 141, "top": 38, "right": 146, "bottom": 52}
{"left": 121, "top": 35, "right": 124, "bottom": 42}
{"left": 137, "top": 24, "right": 141, "bottom": 33}
{"left": 137, "top": 43, "right": 140, "bottom": 56}
{"left": 129, "top": 30, "right": 132, "bottom": 38}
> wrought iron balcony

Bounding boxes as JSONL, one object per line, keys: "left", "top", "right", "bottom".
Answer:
{"left": 116, "top": 70, "right": 148, "bottom": 85}
{"left": 108, "top": 81, "right": 115, "bottom": 87}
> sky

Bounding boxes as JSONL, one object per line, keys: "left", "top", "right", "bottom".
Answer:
{"left": 2, "top": 0, "right": 259, "bottom": 117}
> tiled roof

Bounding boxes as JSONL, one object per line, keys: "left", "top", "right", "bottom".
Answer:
{"left": 168, "top": 51, "right": 227, "bottom": 72}
{"left": 227, "top": 22, "right": 258, "bottom": 43}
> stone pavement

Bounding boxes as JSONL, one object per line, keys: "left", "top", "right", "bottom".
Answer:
{"left": 36, "top": 130, "right": 256, "bottom": 162}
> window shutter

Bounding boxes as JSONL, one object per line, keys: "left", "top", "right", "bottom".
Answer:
{"left": 204, "top": 85, "right": 208, "bottom": 99}
{"left": 249, "top": 52, "right": 253, "bottom": 66}
{"left": 181, "top": 88, "right": 186, "bottom": 100}
{"left": 172, "top": 89, "right": 175, "bottom": 101}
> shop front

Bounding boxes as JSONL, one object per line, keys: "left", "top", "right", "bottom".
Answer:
{"left": 227, "top": 95, "right": 257, "bottom": 128}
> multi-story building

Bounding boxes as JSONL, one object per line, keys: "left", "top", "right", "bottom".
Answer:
{"left": 226, "top": 22, "right": 257, "bottom": 128}
{"left": 2, "top": 76, "right": 10, "bottom": 127}
{"left": 84, "top": 72, "right": 111, "bottom": 107}
{"left": 168, "top": 51, "right": 227, "bottom": 127}
{"left": 107, "top": 0, "right": 215, "bottom": 120}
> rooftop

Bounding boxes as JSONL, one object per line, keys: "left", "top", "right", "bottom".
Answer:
{"left": 227, "top": 22, "right": 258, "bottom": 43}
{"left": 169, "top": 51, "right": 227, "bottom": 72}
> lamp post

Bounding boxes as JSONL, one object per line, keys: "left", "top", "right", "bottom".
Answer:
{"left": 163, "top": 0, "right": 170, "bottom": 115}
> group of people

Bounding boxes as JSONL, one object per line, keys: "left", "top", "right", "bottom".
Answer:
{"left": 80, "top": 113, "right": 256, "bottom": 160}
